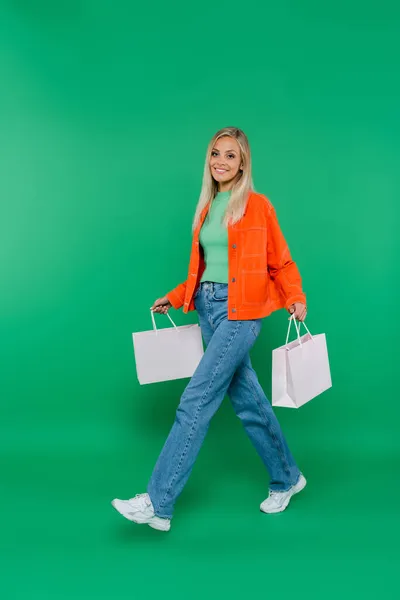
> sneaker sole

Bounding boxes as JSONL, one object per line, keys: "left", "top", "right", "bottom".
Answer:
{"left": 111, "top": 500, "right": 171, "bottom": 531}
{"left": 148, "top": 517, "right": 171, "bottom": 532}
{"left": 260, "top": 474, "right": 307, "bottom": 514}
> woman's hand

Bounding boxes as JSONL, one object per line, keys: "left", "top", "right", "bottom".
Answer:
{"left": 151, "top": 296, "right": 172, "bottom": 315}
{"left": 288, "top": 302, "right": 307, "bottom": 322}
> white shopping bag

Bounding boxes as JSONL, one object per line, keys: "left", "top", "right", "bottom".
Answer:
{"left": 272, "top": 315, "right": 332, "bottom": 408}
{"left": 132, "top": 310, "right": 204, "bottom": 385}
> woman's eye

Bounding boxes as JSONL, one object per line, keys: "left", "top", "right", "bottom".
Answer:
{"left": 211, "top": 150, "right": 235, "bottom": 158}
{"left": 211, "top": 151, "right": 235, "bottom": 158}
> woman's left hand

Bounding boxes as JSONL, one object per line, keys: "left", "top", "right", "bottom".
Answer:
{"left": 288, "top": 302, "right": 307, "bottom": 322}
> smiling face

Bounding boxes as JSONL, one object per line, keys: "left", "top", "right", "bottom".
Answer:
{"left": 209, "top": 136, "right": 243, "bottom": 192}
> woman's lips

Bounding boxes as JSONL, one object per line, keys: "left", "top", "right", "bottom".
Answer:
{"left": 214, "top": 168, "right": 227, "bottom": 174}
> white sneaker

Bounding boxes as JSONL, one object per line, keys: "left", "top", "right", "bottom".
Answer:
{"left": 111, "top": 493, "right": 171, "bottom": 531}
{"left": 260, "top": 474, "right": 307, "bottom": 514}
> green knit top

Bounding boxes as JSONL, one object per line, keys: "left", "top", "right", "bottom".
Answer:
{"left": 199, "top": 190, "right": 231, "bottom": 283}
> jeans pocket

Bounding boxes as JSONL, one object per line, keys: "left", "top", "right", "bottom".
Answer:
{"left": 212, "top": 285, "right": 228, "bottom": 301}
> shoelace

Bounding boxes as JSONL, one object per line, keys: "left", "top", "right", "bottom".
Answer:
{"left": 128, "top": 493, "right": 151, "bottom": 508}
{"left": 269, "top": 490, "right": 284, "bottom": 497}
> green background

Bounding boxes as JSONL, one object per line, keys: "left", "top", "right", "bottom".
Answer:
{"left": 1, "top": 1, "right": 399, "bottom": 598}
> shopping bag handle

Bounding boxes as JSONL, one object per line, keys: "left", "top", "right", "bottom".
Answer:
{"left": 150, "top": 308, "right": 178, "bottom": 334}
{"left": 285, "top": 314, "right": 313, "bottom": 348}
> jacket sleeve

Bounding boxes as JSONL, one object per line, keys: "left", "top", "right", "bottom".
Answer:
{"left": 166, "top": 280, "right": 187, "bottom": 310}
{"left": 266, "top": 205, "right": 306, "bottom": 309}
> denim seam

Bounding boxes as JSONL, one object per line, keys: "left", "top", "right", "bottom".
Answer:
{"left": 243, "top": 364, "right": 292, "bottom": 479}
{"left": 155, "top": 321, "right": 243, "bottom": 513}
{"left": 250, "top": 321, "right": 257, "bottom": 338}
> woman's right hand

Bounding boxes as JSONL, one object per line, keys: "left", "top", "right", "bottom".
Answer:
{"left": 150, "top": 296, "right": 172, "bottom": 315}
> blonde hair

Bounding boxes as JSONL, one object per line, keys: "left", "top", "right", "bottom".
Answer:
{"left": 192, "top": 127, "right": 255, "bottom": 233}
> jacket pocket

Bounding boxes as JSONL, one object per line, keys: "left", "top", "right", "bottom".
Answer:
{"left": 239, "top": 227, "right": 267, "bottom": 258}
{"left": 242, "top": 270, "right": 269, "bottom": 305}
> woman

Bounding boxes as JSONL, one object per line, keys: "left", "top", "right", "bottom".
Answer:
{"left": 112, "top": 127, "right": 307, "bottom": 532}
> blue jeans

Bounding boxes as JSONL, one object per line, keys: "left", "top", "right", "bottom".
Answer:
{"left": 147, "top": 282, "right": 301, "bottom": 519}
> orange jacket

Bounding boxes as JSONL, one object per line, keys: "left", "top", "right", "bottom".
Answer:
{"left": 166, "top": 191, "right": 306, "bottom": 320}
